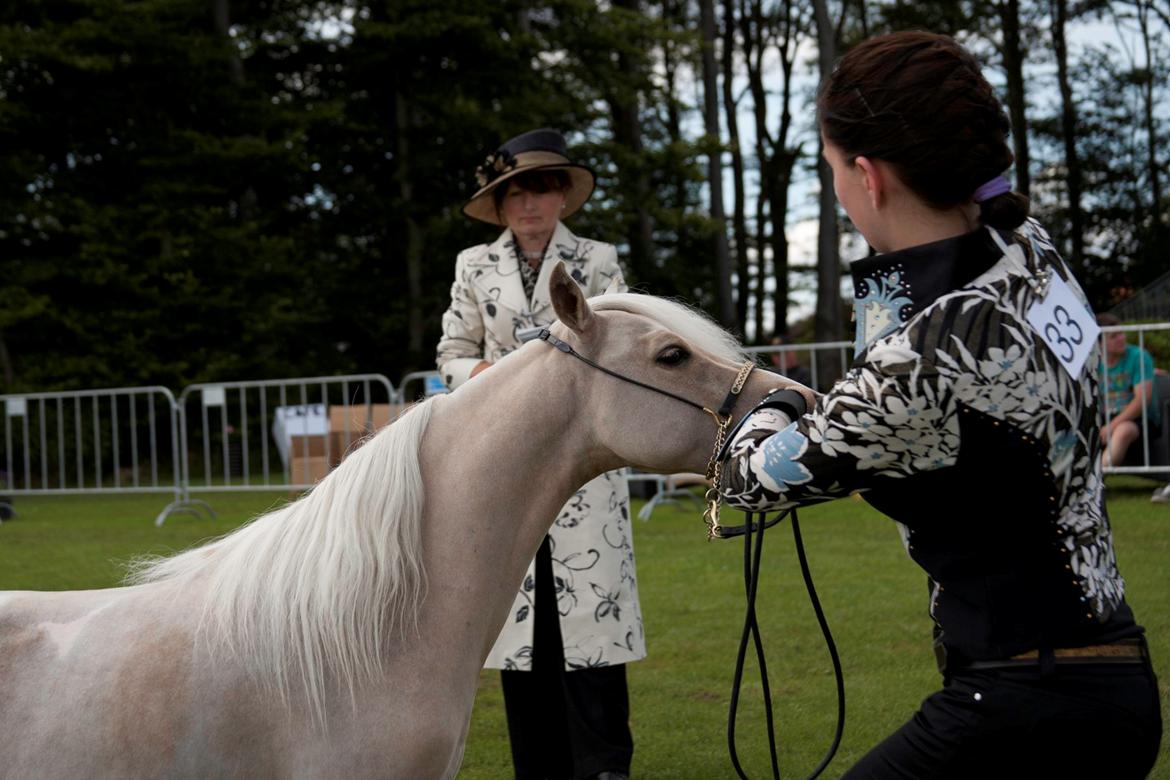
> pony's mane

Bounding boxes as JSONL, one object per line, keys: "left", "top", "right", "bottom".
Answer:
{"left": 591, "top": 292, "right": 749, "bottom": 364}
{"left": 129, "top": 397, "right": 436, "bottom": 723}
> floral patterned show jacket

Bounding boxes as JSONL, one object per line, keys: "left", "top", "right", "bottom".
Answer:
{"left": 437, "top": 221, "right": 646, "bottom": 671}
{"left": 723, "top": 220, "right": 1142, "bottom": 667}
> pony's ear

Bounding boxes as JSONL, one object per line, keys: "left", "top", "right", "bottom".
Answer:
{"left": 603, "top": 276, "right": 622, "bottom": 295}
{"left": 550, "top": 262, "right": 595, "bottom": 335}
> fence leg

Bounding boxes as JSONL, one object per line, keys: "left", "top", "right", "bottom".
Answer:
{"left": 155, "top": 498, "right": 217, "bottom": 527}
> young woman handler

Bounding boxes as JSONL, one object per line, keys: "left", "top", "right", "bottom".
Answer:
{"left": 720, "top": 32, "right": 1161, "bottom": 778}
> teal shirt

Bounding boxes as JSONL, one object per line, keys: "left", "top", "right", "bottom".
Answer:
{"left": 1104, "top": 344, "right": 1160, "bottom": 428}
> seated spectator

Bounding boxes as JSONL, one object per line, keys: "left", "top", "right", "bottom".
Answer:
{"left": 766, "top": 333, "right": 813, "bottom": 387}
{"left": 1098, "top": 313, "right": 1161, "bottom": 468}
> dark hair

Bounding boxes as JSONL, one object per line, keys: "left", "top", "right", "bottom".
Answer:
{"left": 491, "top": 169, "right": 572, "bottom": 211}
{"left": 1096, "top": 312, "right": 1121, "bottom": 327}
{"left": 817, "top": 31, "right": 1029, "bottom": 230}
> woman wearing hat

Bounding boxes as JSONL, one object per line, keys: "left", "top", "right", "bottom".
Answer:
{"left": 437, "top": 129, "right": 642, "bottom": 780}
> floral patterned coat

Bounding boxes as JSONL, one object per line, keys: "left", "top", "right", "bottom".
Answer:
{"left": 436, "top": 221, "right": 647, "bottom": 671}
{"left": 723, "top": 221, "right": 1141, "bottom": 666}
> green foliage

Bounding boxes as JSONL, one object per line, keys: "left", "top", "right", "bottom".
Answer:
{"left": 2, "top": 0, "right": 1169, "bottom": 391}
{"left": 1, "top": 0, "right": 721, "bottom": 391}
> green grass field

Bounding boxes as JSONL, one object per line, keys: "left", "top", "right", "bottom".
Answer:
{"left": 1, "top": 480, "right": 1166, "bottom": 778}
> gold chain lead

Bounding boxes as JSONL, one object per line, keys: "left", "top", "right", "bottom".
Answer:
{"left": 701, "top": 361, "right": 755, "bottom": 540}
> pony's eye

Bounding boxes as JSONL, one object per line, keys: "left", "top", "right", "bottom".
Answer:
{"left": 656, "top": 346, "right": 691, "bottom": 367}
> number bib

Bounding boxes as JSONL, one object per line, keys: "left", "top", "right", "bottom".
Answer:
{"left": 1025, "top": 272, "right": 1099, "bottom": 378}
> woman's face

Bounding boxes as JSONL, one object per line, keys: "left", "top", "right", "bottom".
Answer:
{"left": 500, "top": 181, "right": 566, "bottom": 238}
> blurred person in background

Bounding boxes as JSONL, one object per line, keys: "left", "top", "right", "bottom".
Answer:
{"left": 1097, "top": 312, "right": 1160, "bottom": 470}
{"left": 765, "top": 333, "right": 813, "bottom": 387}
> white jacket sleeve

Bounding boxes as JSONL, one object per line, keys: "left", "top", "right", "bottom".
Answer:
{"left": 436, "top": 248, "right": 486, "bottom": 390}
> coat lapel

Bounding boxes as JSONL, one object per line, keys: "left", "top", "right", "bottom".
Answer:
{"left": 470, "top": 229, "right": 531, "bottom": 318}
{"left": 531, "top": 222, "right": 590, "bottom": 319}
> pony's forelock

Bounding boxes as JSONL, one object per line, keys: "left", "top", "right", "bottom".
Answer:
{"left": 590, "top": 292, "right": 748, "bottom": 364}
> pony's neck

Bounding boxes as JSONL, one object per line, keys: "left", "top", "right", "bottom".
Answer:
{"left": 415, "top": 344, "right": 600, "bottom": 663}
{"left": 426, "top": 346, "right": 598, "bottom": 525}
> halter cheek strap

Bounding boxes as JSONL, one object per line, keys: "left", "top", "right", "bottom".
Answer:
{"left": 537, "top": 328, "right": 712, "bottom": 413}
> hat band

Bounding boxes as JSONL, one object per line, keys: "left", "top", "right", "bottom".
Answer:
{"left": 475, "top": 148, "right": 519, "bottom": 189}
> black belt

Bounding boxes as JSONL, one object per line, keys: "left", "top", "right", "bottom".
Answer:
{"left": 938, "top": 638, "right": 1148, "bottom": 674}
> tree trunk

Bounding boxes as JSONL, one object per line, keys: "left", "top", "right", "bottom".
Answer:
{"left": 700, "top": 0, "right": 736, "bottom": 328}
{"left": 768, "top": 156, "right": 792, "bottom": 335}
{"left": 722, "top": 0, "right": 750, "bottom": 332}
{"left": 0, "top": 336, "right": 13, "bottom": 389}
{"left": 813, "top": 0, "right": 843, "bottom": 371}
{"left": 738, "top": 0, "right": 766, "bottom": 339}
{"left": 395, "top": 90, "right": 425, "bottom": 363}
{"left": 663, "top": 0, "right": 690, "bottom": 252}
{"left": 210, "top": 0, "right": 244, "bottom": 85}
{"left": 1050, "top": 0, "right": 1085, "bottom": 271}
{"left": 1136, "top": 0, "right": 1162, "bottom": 228}
{"left": 767, "top": 0, "right": 804, "bottom": 335}
{"left": 610, "top": 0, "right": 656, "bottom": 283}
{"left": 999, "top": 0, "right": 1031, "bottom": 197}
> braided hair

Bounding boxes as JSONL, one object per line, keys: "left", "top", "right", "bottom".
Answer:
{"left": 817, "top": 31, "right": 1030, "bottom": 230}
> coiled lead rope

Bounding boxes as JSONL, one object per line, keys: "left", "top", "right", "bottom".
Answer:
{"left": 724, "top": 508, "right": 846, "bottom": 780}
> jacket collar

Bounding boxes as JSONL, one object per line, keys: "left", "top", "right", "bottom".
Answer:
{"left": 530, "top": 221, "right": 578, "bottom": 316}
{"left": 849, "top": 228, "right": 1003, "bottom": 355}
{"left": 483, "top": 221, "right": 578, "bottom": 316}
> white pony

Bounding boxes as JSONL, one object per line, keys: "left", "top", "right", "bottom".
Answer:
{"left": 0, "top": 265, "right": 781, "bottom": 778}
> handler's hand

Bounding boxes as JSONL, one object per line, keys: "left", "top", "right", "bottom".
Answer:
{"left": 470, "top": 360, "right": 492, "bottom": 378}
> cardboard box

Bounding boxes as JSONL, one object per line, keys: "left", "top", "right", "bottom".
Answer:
{"left": 328, "top": 403, "right": 412, "bottom": 466}
{"left": 288, "top": 455, "right": 330, "bottom": 486}
{"left": 288, "top": 434, "right": 326, "bottom": 458}
{"left": 272, "top": 404, "right": 329, "bottom": 469}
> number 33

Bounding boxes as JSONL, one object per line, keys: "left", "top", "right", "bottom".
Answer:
{"left": 1044, "top": 305, "right": 1083, "bottom": 363}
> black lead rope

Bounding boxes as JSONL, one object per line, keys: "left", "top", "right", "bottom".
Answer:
{"left": 790, "top": 510, "right": 846, "bottom": 780}
{"left": 725, "top": 507, "right": 846, "bottom": 780}
{"left": 728, "top": 509, "right": 781, "bottom": 779}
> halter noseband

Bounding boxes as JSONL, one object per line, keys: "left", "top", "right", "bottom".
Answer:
{"left": 536, "top": 328, "right": 754, "bottom": 539}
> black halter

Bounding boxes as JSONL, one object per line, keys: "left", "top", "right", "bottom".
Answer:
{"left": 535, "top": 328, "right": 747, "bottom": 420}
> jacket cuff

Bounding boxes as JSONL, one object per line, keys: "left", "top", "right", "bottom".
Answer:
{"left": 718, "top": 389, "right": 808, "bottom": 462}
{"left": 440, "top": 357, "right": 482, "bottom": 390}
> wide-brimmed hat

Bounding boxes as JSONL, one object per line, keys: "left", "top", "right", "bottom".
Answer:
{"left": 462, "top": 128, "right": 596, "bottom": 226}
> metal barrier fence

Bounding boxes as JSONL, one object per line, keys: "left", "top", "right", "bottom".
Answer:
{"left": 4, "top": 322, "right": 1166, "bottom": 525}
{"left": 396, "top": 370, "right": 448, "bottom": 403}
{"left": 170, "top": 374, "right": 397, "bottom": 523}
{"left": 1, "top": 386, "right": 183, "bottom": 522}
{"left": 746, "top": 340, "right": 853, "bottom": 393}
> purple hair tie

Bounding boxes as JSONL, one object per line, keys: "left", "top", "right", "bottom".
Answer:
{"left": 973, "top": 176, "right": 1011, "bottom": 203}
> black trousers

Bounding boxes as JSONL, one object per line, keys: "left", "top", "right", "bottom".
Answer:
{"left": 845, "top": 658, "right": 1162, "bottom": 779}
{"left": 500, "top": 536, "right": 634, "bottom": 780}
